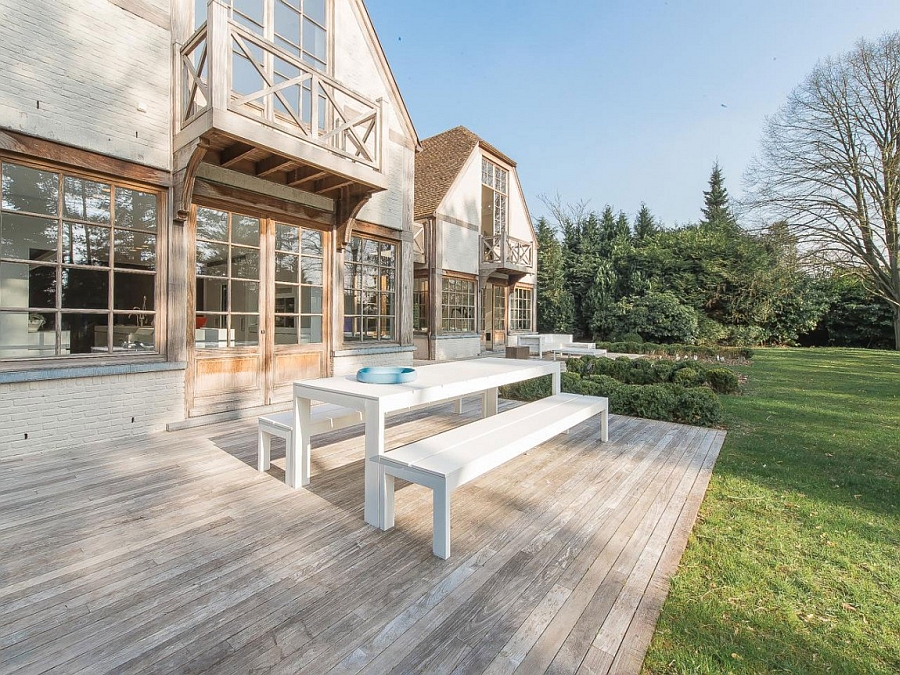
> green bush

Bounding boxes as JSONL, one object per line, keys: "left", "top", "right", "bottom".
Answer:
{"left": 672, "top": 387, "right": 723, "bottom": 426}
{"left": 706, "top": 367, "right": 740, "bottom": 394}
{"left": 672, "top": 367, "right": 703, "bottom": 388}
{"left": 499, "top": 374, "right": 552, "bottom": 402}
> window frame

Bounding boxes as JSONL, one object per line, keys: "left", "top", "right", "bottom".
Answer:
{"left": 0, "top": 156, "right": 165, "bottom": 366}
{"left": 342, "top": 234, "right": 397, "bottom": 344}
{"left": 412, "top": 276, "right": 428, "bottom": 333}
{"left": 509, "top": 285, "right": 533, "bottom": 333}
{"left": 481, "top": 157, "right": 509, "bottom": 237}
{"left": 441, "top": 275, "right": 477, "bottom": 334}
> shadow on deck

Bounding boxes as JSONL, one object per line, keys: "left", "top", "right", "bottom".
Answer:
{"left": 0, "top": 398, "right": 724, "bottom": 674}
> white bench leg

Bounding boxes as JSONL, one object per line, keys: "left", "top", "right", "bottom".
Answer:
{"left": 453, "top": 397, "right": 463, "bottom": 414}
{"left": 257, "top": 428, "right": 271, "bottom": 471}
{"left": 381, "top": 469, "right": 395, "bottom": 531}
{"left": 433, "top": 485, "right": 451, "bottom": 559}
{"left": 482, "top": 388, "right": 499, "bottom": 418}
{"left": 601, "top": 408, "right": 609, "bottom": 442}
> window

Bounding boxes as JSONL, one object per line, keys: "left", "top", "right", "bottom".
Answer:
{"left": 0, "top": 160, "right": 159, "bottom": 360}
{"left": 441, "top": 277, "right": 476, "bottom": 333}
{"left": 273, "top": 222, "right": 324, "bottom": 344}
{"left": 481, "top": 158, "right": 508, "bottom": 237}
{"left": 413, "top": 277, "right": 428, "bottom": 332}
{"left": 343, "top": 236, "right": 396, "bottom": 342}
{"left": 510, "top": 286, "right": 533, "bottom": 332}
{"left": 194, "top": 207, "right": 261, "bottom": 348}
{"left": 229, "top": 0, "right": 329, "bottom": 128}
{"left": 484, "top": 284, "right": 505, "bottom": 331}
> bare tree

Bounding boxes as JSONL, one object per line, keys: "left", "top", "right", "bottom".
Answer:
{"left": 745, "top": 33, "right": 900, "bottom": 349}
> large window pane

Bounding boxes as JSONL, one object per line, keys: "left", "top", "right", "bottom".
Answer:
{"left": 63, "top": 177, "right": 111, "bottom": 224}
{"left": 61, "top": 268, "right": 108, "bottom": 309}
{"left": 115, "top": 189, "right": 157, "bottom": 231}
{"left": 1, "top": 163, "right": 59, "bottom": 215}
{"left": 0, "top": 164, "right": 158, "bottom": 361}
{"left": 114, "top": 230, "right": 157, "bottom": 270}
{"left": 62, "top": 223, "right": 110, "bottom": 266}
{"left": 196, "top": 207, "right": 228, "bottom": 242}
{"left": 0, "top": 213, "right": 58, "bottom": 261}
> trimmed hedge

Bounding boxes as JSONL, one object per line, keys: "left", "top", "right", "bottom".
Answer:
{"left": 566, "top": 355, "right": 741, "bottom": 395}
{"left": 594, "top": 341, "right": 753, "bottom": 361}
{"left": 499, "top": 370, "right": 724, "bottom": 427}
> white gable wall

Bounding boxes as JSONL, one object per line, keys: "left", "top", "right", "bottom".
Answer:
{"left": 334, "top": 0, "right": 415, "bottom": 231}
{"left": 0, "top": 0, "right": 172, "bottom": 170}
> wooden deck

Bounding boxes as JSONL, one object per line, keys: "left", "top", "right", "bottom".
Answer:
{"left": 0, "top": 399, "right": 724, "bottom": 674}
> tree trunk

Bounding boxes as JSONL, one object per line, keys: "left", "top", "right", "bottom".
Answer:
{"left": 894, "top": 305, "right": 900, "bottom": 351}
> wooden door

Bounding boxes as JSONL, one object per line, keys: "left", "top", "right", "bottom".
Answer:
{"left": 187, "top": 206, "right": 328, "bottom": 417}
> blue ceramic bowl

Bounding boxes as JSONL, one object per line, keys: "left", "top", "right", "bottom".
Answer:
{"left": 356, "top": 366, "right": 417, "bottom": 384}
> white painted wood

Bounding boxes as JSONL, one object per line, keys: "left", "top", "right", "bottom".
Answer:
{"left": 291, "top": 358, "right": 562, "bottom": 528}
{"left": 257, "top": 406, "right": 364, "bottom": 481}
{"left": 373, "top": 393, "right": 609, "bottom": 558}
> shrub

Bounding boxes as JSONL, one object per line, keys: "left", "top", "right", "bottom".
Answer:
{"left": 672, "top": 367, "right": 703, "bottom": 388}
{"left": 617, "top": 384, "right": 678, "bottom": 421}
{"left": 499, "top": 374, "right": 552, "bottom": 402}
{"left": 706, "top": 367, "right": 740, "bottom": 394}
{"left": 672, "top": 387, "right": 723, "bottom": 426}
{"left": 620, "top": 332, "right": 644, "bottom": 344}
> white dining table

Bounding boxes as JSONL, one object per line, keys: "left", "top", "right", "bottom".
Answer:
{"left": 292, "top": 357, "right": 562, "bottom": 528}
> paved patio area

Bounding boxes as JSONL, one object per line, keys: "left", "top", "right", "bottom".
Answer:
{"left": 0, "top": 399, "right": 724, "bottom": 674}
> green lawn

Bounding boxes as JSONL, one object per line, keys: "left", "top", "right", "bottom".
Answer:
{"left": 642, "top": 348, "right": 900, "bottom": 674}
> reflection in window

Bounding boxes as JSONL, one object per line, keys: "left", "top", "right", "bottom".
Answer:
{"left": 343, "top": 236, "right": 396, "bottom": 342}
{"left": 0, "top": 160, "right": 159, "bottom": 359}
{"left": 510, "top": 286, "right": 533, "bottom": 332}
{"left": 273, "top": 222, "right": 324, "bottom": 345}
{"left": 441, "top": 277, "right": 476, "bottom": 333}
{"left": 481, "top": 158, "right": 508, "bottom": 237}
{"left": 194, "top": 207, "right": 260, "bottom": 349}
{"left": 413, "top": 277, "right": 427, "bottom": 332}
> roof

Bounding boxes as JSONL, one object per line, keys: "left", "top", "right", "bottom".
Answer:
{"left": 414, "top": 126, "right": 517, "bottom": 220}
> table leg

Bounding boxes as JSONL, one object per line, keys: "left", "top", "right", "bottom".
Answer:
{"left": 482, "top": 387, "right": 499, "bottom": 418}
{"left": 290, "top": 396, "right": 311, "bottom": 488}
{"left": 364, "top": 400, "right": 386, "bottom": 527}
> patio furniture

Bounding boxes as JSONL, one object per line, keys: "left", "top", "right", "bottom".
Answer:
{"left": 515, "top": 334, "right": 574, "bottom": 358}
{"left": 292, "top": 357, "right": 562, "bottom": 527}
{"left": 551, "top": 343, "right": 609, "bottom": 359}
{"left": 372, "top": 392, "right": 609, "bottom": 558}
{"left": 257, "top": 405, "right": 364, "bottom": 475}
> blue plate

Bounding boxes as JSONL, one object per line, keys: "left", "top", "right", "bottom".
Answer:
{"left": 356, "top": 366, "right": 417, "bottom": 384}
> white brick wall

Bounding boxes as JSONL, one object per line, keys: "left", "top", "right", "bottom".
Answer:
{"left": 434, "top": 336, "right": 481, "bottom": 361}
{"left": 0, "top": 369, "right": 184, "bottom": 459}
{"left": 441, "top": 221, "right": 480, "bottom": 275}
{"left": 0, "top": 0, "right": 172, "bottom": 170}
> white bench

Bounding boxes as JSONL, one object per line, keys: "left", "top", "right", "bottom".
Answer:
{"left": 257, "top": 404, "right": 364, "bottom": 479}
{"left": 552, "top": 344, "right": 608, "bottom": 359}
{"left": 259, "top": 398, "right": 470, "bottom": 486}
{"left": 371, "top": 392, "right": 609, "bottom": 559}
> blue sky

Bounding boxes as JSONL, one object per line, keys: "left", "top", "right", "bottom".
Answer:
{"left": 366, "top": 0, "right": 897, "bottom": 227}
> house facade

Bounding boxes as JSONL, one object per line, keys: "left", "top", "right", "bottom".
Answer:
{"left": 0, "top": 0, "right": 418, "bottom": 454}
{"left": 413, "top": 127, "right": 537, "bottom": 361}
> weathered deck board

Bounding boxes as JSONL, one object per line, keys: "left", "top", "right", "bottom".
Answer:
{"left": 0, "top": 400, "right": 723, "bottom": 674}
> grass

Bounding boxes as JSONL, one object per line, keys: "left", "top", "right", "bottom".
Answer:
{"left": 642, "top": 348, "right": 900, "bottom": 674}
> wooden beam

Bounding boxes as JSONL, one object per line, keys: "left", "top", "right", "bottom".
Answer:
{"left": 0, "top": 130, "right": 170, "bottom": 186}
{"left": 220, "top": 142, "right": 256, "bottom": 168}
{"left": 335, "top": 186, "right": 372, "bottom": 251}
{"left": 255, "top": 155, "right": 293, "bottom": 177}
{"left": 287, "top": 167, "right": 329, "bottom": 188}
{"left": 315, "top": 176, "right": 356, "bottom": 195}
{"left": 173, "top": 138, "right": 210, "bottom": 224}
{"left": 195, "top": 163, "right": 334, "bottom": 212}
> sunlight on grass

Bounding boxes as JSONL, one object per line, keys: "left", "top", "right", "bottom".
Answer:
{"left": 643, "top": 348, "right": 900, "bottom": 675}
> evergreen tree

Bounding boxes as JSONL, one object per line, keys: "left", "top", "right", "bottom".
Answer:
{"left": 701, "top": 162, "right": 736, "bottom": 228}
{"left": 535, "top": 218, "right": 574, "bottom": 333}
{"left": 633, "top": 203, "right": 658, "bottom": 240}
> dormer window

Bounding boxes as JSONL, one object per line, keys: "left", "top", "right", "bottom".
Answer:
{"left": 481, "top": 158, "right": 508, "bottom": 237}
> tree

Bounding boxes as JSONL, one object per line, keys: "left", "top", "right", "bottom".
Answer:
{"left": 633, "top": 203, "right": 659, "bottom": 240}
{"left": 701, "top": 162, "right": 736, "bottom": 228}
{"left": 745, "top": 33, "right": 900, "bottom": 349}
{"left": 534, "top": 217, "right": 574, "bottom": 333}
